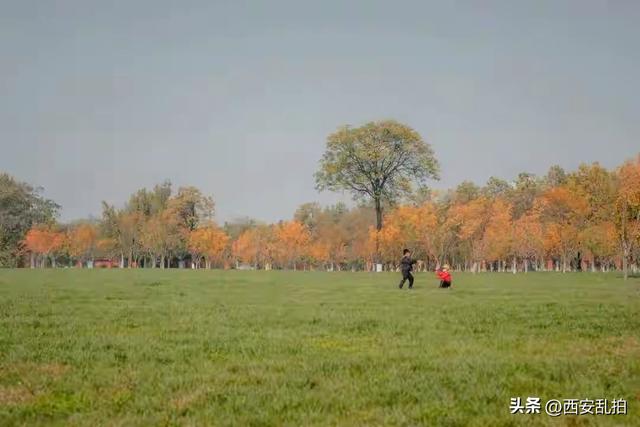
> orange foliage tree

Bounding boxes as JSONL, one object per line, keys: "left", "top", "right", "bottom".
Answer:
{"left": 233, "top": 226, "right": 274, "bottom": 269}
{"left": 482, "top": 198, "right": 514, "bottom": 272}
{"left": 615, "top": 157, "right": 640, "bottom": 279}
{"left": 512, "top": 212, "right": 544, "bottom": 272}
{"left": 273, "top": 221, "right": 310, "bottom": 270}
{"left": 187, "top": 225, "right": 230, "bottom": 269}
{"left": 140, "top": 212, "right": 182, "bottom": 268}
{"left": 23, "top": 225, "right": 66, "bottom": 268}
{"left": 448, "top": 197, "right": 491, "bottom": 271}
{"left": 67, "top": 223, "right": 98, "bottom": 267}
{"left": 538, "top": 186, "right": 589, "bottom": 272}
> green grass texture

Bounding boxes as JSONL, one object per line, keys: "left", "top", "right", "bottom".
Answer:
{"left": 1, "top": 270, "right": 639, "bottom": 426}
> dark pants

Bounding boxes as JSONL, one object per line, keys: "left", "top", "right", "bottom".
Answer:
{"left": 399, "top": 270, "right": 414, "bottom": 288}
{"left": 440, "top": 280, "right": 451, "bottom": 288}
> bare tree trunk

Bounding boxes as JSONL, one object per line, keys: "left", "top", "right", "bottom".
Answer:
{"left": 374, "top": 197, "right": 383, "bottom": 231}
{"left": 161, "top": 255, "right": 165, "bottom": 269}
{"left": 622, "top": 241, "right": 629, "bottom": 280}
{"left": 374, "top": 196, "right": 383, "bottom": 265}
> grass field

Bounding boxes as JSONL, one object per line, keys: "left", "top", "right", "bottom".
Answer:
{"left": 0, "top": 270, "right": 639, "bottom": 426}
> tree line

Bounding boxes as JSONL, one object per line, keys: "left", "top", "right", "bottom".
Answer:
{"left": 1, "top": 157, "right": 639, "bottom": 277}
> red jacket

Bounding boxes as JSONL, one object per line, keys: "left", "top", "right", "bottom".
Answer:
{"left": 436, "top": 269, "right": 452, "bottom": 282}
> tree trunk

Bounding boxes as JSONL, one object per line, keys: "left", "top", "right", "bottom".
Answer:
{"left": 622, "top": 241, "right": 629, "bottom": 280}
{"left": 161, "top": 255, "right": 165, "bottom": 269}
{"left": 512, "top": 257, "right": 517, "bottom": 274}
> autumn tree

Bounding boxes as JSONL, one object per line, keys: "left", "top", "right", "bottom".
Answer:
{"left": 580, "top": 221, "right": 618, "bottom": 272}
{"left": 512, "top": 212, "right": 544, "bottom": 272}
{"left": 614, "top": 157, "right": 640, "bottom": 279}
{"left": 140, "top": 211, "right": 182, "bottom": 268}
{"left": 448, "top": 197, "right": 491, "bottom": 271}
{"left": 482, "top": 198, "right": 514, "bottom": 272}
{"left": 274, "top": 221, "right": 311, "bottom": 270}
{"left": 509, "top": 172, "right": 541, "bottom": 219}
{"left": 168, "top": 187, "right": 215, "bottom": 231}
{"left": 23, "top": 225, "right": 65, "bottom": 268}
{"left": 538, "top": 186, "right": 589, "bottom": 272}
{"left": 315, "top": 120, "right": 439, "bottom": 236}
{"left": 375, "top": 202, "right": 441, "bottom": 272}
{"left": 483, "top": 177, "right": 512, "bottom": 199}
{"left": 67, "top": 223, "right": 98, "bottom": 267}
{"left": 233, "top": 225, "right": 274, "bottom": 269}
{"left": 188, "top": 225, "right": 229, "bottom": 269}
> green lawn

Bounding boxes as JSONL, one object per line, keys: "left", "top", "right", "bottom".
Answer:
{"left": 0, "top": 270, "right": 638, "bottom": 426}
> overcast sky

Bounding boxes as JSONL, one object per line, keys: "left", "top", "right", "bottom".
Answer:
{"left": 1, "top": 0, "right": 639, "bottom": 223}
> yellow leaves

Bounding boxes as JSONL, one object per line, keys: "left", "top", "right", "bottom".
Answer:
{"left": 309, "top": 241, "right": 331, "bottom": 263}
{"left": 188, "top": 225, "right": 229, "bottom": 263}
{"left": 23, "top": 225, "right": 65, "bottom": 255}
{"left": 67, "top": 223, "right": 98, "bottom": 259}
{"left": 96, "top": 237, "right": 117, "bottom": 257}
{"left": 273, "top": 221, "right": 311, "bottom": 267}
{"left": 580, "top": 222, "right": 618, "bottom": 260}
{"left": 483, "top": 199, "right": 513, "bottom": 260}
{"left": 449, "top": 197, "right": 490, "bottom": 241}
{"left": 538, "top": 186, "right": 589, "bottom": 223}
{"left": 233, "top": 227, "right": 272, "bottom": 266}
{"left": 276, "top": 221, "right": 310, "bottom": 249}
{"left": 513, "top": 213, "right": 544, "bottom": 258}
{"left": 616, "top": 156, "right": 640, "bottom": 204}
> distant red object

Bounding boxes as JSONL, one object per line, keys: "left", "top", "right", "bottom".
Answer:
{"left": 94, "top": 259, "right": 118, "bottom": 268}
{"left": 436, "top": 269, "right": 452, "bottom": 282}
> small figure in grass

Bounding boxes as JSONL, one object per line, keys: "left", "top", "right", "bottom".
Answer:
{"left": 398, "top": 248, "right": 417, "bottom": 289}
{"left": 436, "top": 264, "right": 452, "bottom": 289}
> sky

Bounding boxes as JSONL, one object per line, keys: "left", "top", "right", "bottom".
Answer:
{"left": 1, "top": 0, "right": 639, "bottom": 223}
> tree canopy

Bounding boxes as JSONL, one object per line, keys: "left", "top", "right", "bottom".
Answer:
{"left": 0, "top": 173, "right": 59, "bottom": 266}
{"left": 315, "top": 120, "right": 439, "bottom": 231}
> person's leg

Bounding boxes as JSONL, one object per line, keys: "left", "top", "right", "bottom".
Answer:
{"left": 398, "top": 271, "right": 408, "bottom": 288}
{"left": 408, "top": 272, "right": 414, "bottom": 289}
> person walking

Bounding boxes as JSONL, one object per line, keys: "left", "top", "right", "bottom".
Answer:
{"left": 398, "top": 249, "right": 417, "bottom": 289}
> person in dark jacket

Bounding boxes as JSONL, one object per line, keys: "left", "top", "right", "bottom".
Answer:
{"left": 398, "top": 248, "right": 417, "bottom": 289}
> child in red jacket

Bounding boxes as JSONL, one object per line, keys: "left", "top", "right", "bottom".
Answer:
{"left": 436, "top": 264, "right": 452, "bottom": 288}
